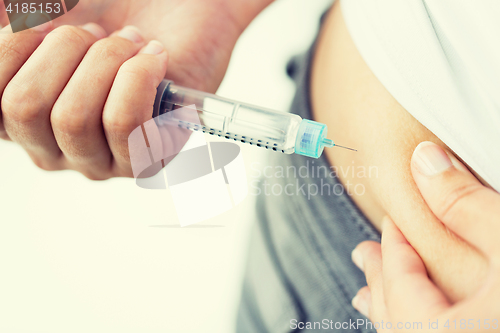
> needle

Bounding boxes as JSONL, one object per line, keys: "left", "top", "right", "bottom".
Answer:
{"left": 334, "top": 144, "right": 357, "bottom": 152}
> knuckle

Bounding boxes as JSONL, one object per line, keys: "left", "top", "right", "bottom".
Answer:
{"left": 0, "top": 131, "right": 11, "bottom": 141}
{"left": 365, "top": 258, "right": 382, "bottom": 283}
{"left": 119, "top": 169, "right": 134, "bottom": 178}
{"left": 51, "top": 108, "right": 88, "bottom": 137}
{"left": 437, "top": 182, "right": 484, "bottom": 222}
{"left": 89, "top": 39, "right": 128, "bottom": 62}
{"left": 0, "top": 36, "right": 26, "bottom": 64}
{"left": 104, "top": 115, "right": 137, "bottom": 162}
{"left": 47, "top": 25, "right": 88, "bottom": 49}
{"left": 358, "top": 241, "right": 381, "bottom": 258}
{"left": 2, "top": 83, "right": 44, "bottom": 124}
{"left": 119, "top": 60, "right": 155, "bottom": 83}
{"left": 83, "top": 172, "right": 110, "bottom": 181}
{"left": 103, "top": 113, "right": 140, "bottom": 140}
{"left": 31, "top": 156, "right": 62, "bottom": 172}
{"left": 356, "top": 242, "right": 382, "bottom": 280}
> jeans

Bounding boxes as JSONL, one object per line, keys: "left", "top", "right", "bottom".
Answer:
{"left": 235, "top": 12, "right": 381, "bottom": 332}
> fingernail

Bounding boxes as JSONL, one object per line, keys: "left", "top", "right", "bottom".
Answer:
{"left": 141, "top": 40, "right": 164, "bottom": 55}
{"left": 81, "top": 23, "right": 106, "bottom": 39}
{"left": 118, "top": 26, "right": 143, "bottom": 43}
{"left": 352, "top": 247, "right": 364, "bottom": 271}
{"left": 352, "top": 293, "right": 370, "bottom": 317}
{"left": 413, "top": 141, "right": 452, "bottom": 177}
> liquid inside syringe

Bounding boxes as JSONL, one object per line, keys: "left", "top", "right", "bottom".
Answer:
{"left": 153, "top": 80, "right": 356, "bottom": 159}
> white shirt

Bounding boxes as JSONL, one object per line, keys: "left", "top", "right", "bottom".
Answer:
{"left": 341, "top": 0, "right": 500, "bottom": 192}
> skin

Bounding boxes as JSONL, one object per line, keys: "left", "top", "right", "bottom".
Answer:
{"left": 0, "top": 0, "right": 494, "bottom": 310}
{"left": 0, "top": 0, "right": 274, "bottom": 179}
{"left": 311, "top": 2, "right": 488, "bottom": 302}
{"left": 352, "top": 142, "right": 500, "bottom": 332}
{"left": 0, "top": 23, "right": 170, "bottom": 179}
{"left": 0, "top": 0, "right": 269, "bottom": 92}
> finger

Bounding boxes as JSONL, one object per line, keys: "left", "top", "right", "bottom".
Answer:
{"left": 0, "top": 21, "right": 53, "bottom": 140}
{"left": 103, "top": 40, "right": 168, "bottom": 177}
{"left": 51, "top": 26, "right": 146, "bottom": 179}
{"left": 412, "top": 141, "right": 500, "bottom": 256}
{"left": 381, "top": 217, "right": 450, "bottom": 320}
{"left": 2, "top": 23, "right": 105, "bottom": 170}
{"left": 451, "top": 272, "right": 500, "bottom": 322}
{"left": 352, "top": 241, "right": 387, "bottom": 322}
{"left": 352, "top": 286, "right": 371, "bottom": 318}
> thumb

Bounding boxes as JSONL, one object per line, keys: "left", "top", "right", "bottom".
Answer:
{"left": 411, "top": 141, "right": 500, "bottom": 257}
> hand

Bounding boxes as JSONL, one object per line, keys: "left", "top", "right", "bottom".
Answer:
{"left": 351, "top": 142, "right": 500, "bottom": 332}
{"left": 1, "top": 0, "right": 269, "bottom": 92}
{"left": 0, "top": 0, "right": 273, "bottom": 179}
{"left": 0, "top": 23, "right": 171, "bottom": 179}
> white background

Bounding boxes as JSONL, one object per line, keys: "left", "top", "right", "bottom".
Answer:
{"left": 0, "top": 0, "right": 332, "bottom": 332}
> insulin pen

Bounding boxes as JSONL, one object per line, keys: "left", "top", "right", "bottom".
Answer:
{"left": 153, "top": 80, "right": 356, "bottom": 159}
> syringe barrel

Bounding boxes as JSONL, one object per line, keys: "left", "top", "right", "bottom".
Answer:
{"left": 153, "top": 80, "right": 303, "bottom": 154}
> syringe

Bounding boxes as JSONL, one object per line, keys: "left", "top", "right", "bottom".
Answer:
{"left": 153, "top": 80, "right": 356, "bottom": 159}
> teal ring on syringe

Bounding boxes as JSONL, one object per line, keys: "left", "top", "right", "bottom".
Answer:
{"left": 153, "top": 80, "right": 356, "bottom": 159}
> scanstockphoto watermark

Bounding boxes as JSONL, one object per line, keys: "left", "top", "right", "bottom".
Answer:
{"left": 291, "top": 319, "right": 424, "bottom": 331}
{"left": 290, "top": 318, "right": 499, "bottom": 331}
{"left": 250, "top": 160, "right": 379, "bottom": 199}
